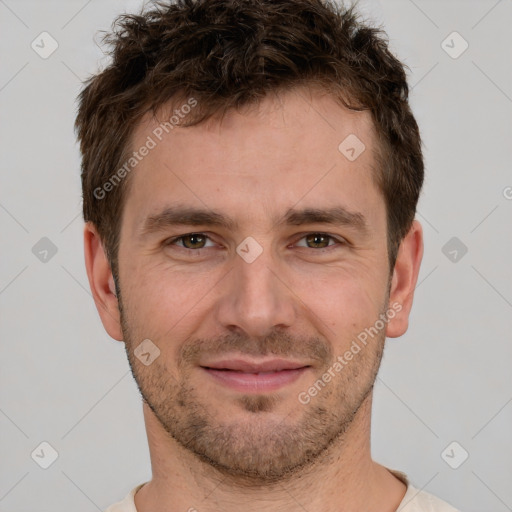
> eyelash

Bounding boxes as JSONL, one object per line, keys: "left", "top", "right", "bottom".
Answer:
{"left": 165, "top": 232, "right": 346, "bottom": 252}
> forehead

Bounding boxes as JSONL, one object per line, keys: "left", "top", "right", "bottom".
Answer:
{"left": 122, "top": 87, "right": 383, "bottom": 235}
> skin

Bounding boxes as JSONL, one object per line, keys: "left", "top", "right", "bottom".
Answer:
{"left": 84, "top": 85, "right": 423, "bottom": 512}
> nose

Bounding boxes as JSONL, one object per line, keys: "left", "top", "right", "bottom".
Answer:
{"left": 214, "top": 247, "right": 297, "bottom": 339}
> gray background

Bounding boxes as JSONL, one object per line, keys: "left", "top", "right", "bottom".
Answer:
{"left": 1, "top": 0, "right": 511, "bottom": 511}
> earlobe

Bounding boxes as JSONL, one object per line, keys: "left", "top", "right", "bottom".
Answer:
{"left": 83, "top": 222, "right": 123, "bottom": 341}
{"left": 385, "top": 220, "right": 424, "bottom": 338}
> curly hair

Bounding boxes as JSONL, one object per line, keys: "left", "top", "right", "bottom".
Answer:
{"left": 75, "top": 0, "right": 424, "bottom": 277}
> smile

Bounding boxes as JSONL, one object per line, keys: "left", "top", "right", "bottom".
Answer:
{"left": 200, "top": 360, "right": 311, "bottom": 393}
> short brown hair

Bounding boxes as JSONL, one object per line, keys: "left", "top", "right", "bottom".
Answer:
{"left": 76, "top": 0, "right": 423, "bottom": 278}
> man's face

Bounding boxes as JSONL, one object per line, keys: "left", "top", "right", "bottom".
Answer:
{"left": 116, "top": 87, "right": 392, "bottom": 481}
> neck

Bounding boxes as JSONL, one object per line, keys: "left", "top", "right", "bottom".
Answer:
{"left": 135, "top": 392, "right": 406, "bottom": 512}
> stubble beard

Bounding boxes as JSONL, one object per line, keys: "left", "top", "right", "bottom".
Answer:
{"left": 119, "top": 295, "right": 386, "bottom": 485}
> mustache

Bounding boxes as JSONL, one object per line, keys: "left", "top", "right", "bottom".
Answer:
{"left": 179, "top": 330, "right": 333, "bottom": 368}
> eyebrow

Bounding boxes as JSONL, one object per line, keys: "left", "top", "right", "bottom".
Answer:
{"left": 139, "top": 205, "right": 368, "bottom": 237}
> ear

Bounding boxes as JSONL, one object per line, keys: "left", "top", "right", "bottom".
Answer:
{"left": 83, "top": 222, "right": 123, "bottom": 341}
{"left": 386, "top": 220, "right": 424, "bottom": 338}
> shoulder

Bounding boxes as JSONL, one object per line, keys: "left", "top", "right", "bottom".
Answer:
{"left": 386, "top": 468, "right": 460, "bottom": 512}
{"left": 103, "top": 482, "right": 147, "bottom": 512}
{"left": 397, "top": 484, "right": 460, "bottom": 512}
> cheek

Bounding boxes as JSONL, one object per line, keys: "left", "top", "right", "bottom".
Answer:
{"left": 296, "top": 266, "right": 386, "bottom": 334}
{"left": 119, "top": 239, "right": 388, "bottom": 348}
{"left": 121, "top": 260, "right": 222, "bottom": 336}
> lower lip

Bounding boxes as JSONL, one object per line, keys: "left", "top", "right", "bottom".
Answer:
{"left": 202, "top": 367, "right": 308, "bottom": 392}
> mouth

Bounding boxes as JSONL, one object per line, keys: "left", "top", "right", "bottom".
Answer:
{"left": 200, "top": 358, "right": 311, "bottom": 393}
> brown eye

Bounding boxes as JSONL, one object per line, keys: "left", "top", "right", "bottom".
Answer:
{"left": 293, "top": 232, "right": 347, "bottom": 252}
{"left": 181, "top": 234, "right": 206, "bottom": 249}
{"left": 305, "top": 233, "right": 330, "bottom": 248}
{"left": 171, "top": 233, "right": 211, "bottom": 249}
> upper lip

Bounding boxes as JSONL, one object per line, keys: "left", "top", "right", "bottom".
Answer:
{"left": 201, "top": 358, "right": 310, "bottom": 373}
